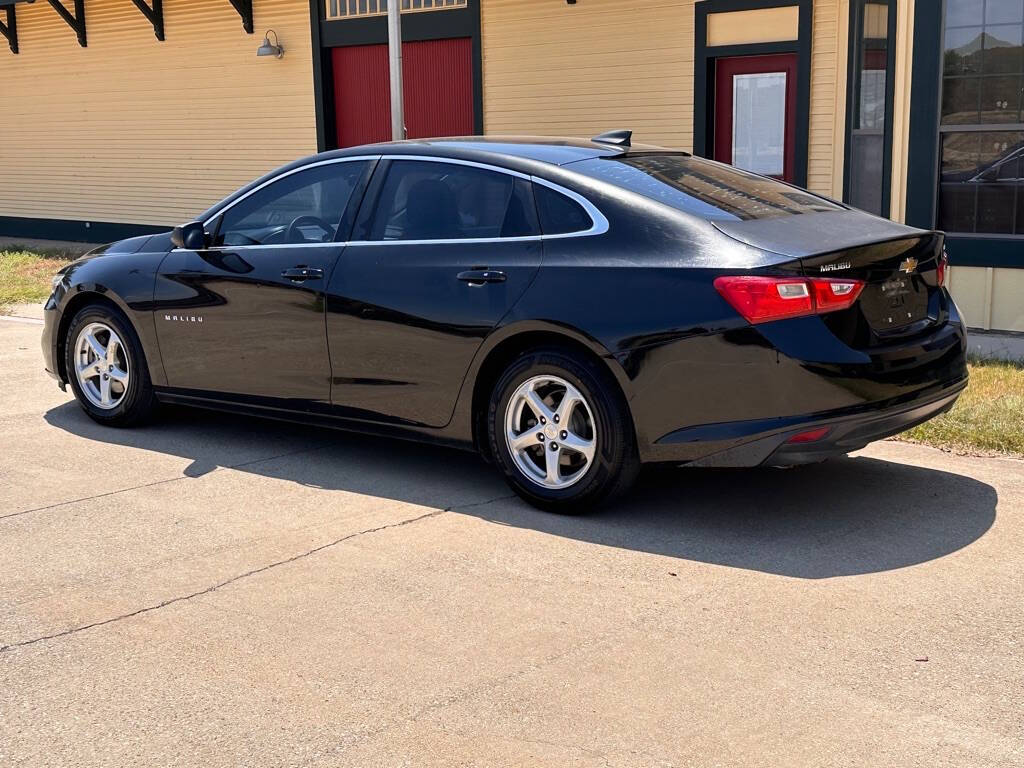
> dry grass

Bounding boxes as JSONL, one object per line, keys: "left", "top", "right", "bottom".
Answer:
{"left": 0, "top": 247, "right": 78, "bottom": 310}
{"left": 900, "top": 359, "right": 1024, "bottom": 458}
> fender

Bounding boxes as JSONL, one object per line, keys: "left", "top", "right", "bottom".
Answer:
{"left": 443, "top": 317, "right": 636, "bottom": 450}
{"left": 53, "top": 248, "right": 170, "bottom": 387}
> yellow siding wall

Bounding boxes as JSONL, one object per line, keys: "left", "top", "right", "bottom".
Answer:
{"left": 706, "top": 7, "right": 799, "bottom": 46}
{"left": 480, "top": 0, "right": 697, "bottom": 150}
{"left": 0, "top": 0, "right": 315, "bottom": 227}
{"left": 948, "top": 267, "right": 1024, "bottom": 333}
{"left": 808, "top": 0, "right": 841, "bottom": 197}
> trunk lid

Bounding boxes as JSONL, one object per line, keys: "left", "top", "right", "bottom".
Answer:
{"left": 712, "top": 209, "right": 946, "bottom": 347}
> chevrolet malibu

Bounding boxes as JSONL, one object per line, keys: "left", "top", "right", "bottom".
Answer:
{"left": 43, "top": 133, "right": 968, "bottom": 513}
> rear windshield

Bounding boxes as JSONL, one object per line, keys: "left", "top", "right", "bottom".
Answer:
{"left": 568, "top": 154, "right": 843, "bottom": 222}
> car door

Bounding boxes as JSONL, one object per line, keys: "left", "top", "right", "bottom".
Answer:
{"left": 155, "top": 158, "right": 373, "bottom": 405}
{"left": 325, "top": 157, "right": 543, "bottom": 427}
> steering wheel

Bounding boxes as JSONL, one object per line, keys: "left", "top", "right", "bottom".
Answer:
{"left": 285, "top": 215, "right": 334, "bottom": 244}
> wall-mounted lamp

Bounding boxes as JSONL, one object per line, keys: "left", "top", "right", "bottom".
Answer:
{"left": 257, "top": 30, "right": 283, "bottom": 59}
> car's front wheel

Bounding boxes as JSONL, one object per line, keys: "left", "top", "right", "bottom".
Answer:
{"left": 64, "top": 304, "right": 157, "bottom": 426}
{"left": 487, "top": 348, "right": 638, "bottom": 513}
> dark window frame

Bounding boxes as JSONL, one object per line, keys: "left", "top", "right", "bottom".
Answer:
{"left": 906, "top": 0, "right": 1024, "bottom": 268}
{"left": 843, "top": 0, "right": 898, "bottom": 217}
{"left": 693, "top": 0, "right": 813, "bottom": 189}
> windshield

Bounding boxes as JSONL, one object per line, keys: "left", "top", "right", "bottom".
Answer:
{"left": 568, "top": 154, "right": 844, "bottom": 222}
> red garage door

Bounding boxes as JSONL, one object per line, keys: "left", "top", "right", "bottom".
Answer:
{"left": 332, "top": 38, "right": 474, "bottom": 148}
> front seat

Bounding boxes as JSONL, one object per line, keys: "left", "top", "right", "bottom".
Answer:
{"left": 404, "top": 179, "right": 461, "bottom": 239}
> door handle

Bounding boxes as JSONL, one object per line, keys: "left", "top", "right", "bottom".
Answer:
{"left": 281, "top": 266, "right": 324, "bottom": 282}
{"left": 457, "top": 269, "right": 506, "bottom": 285}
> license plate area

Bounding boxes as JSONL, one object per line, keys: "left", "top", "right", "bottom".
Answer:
{"left": 859, "top": 274, "right": 930, "bottom": 331}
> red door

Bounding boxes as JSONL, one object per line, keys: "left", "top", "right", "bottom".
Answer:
{"left": 714, "top": 54, "right": 798, "bottom": 182}
{"left": 332, "top": 38, "right": 474, "bottom": 148}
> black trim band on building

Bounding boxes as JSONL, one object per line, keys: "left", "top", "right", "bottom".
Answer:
{"left": 905, "top": 2, "right": 941, "bottom": 237}
{"left": 0, "top": 216, "right": 169, "bottom": 244}
{"left": 693, "top": 0, "right": 812, "bottom": 189}
{"left": 309, "top": 0, "right": 484, "bottom": 152}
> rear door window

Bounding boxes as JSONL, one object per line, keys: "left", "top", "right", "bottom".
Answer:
{"left": 368, "top": 160, "right": 538, "bottom": 241}
{"left": 568, "top": 154, "right": 842, "bottom": 222}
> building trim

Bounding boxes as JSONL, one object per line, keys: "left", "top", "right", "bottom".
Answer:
{"left": 310, "top": 0, "right": 331, "bottom": 152}
{"left": 905, "top": 1, "right": 941, "bottom": 234}
{"left": 0, "top": 216, "right": 169, "bottom": 244}
{"left": 693, "top": 0, "right": 812, "bottom": 188}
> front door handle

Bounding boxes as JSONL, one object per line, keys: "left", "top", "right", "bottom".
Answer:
{"left": 457, "top": 269, "right": 506, "bottom": 285}
{"left": 281, "top": 266, "right": 324, "bottom": 282}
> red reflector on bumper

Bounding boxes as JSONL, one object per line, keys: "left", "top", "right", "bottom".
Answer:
{"left": 786, "top": 427, "right": 831, "bottom": 444}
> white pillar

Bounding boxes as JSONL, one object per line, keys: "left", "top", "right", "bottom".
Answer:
{"left": 387, "top": 0, "right": 406, "bottom": 141}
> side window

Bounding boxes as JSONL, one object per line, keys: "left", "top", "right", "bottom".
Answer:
{"left": 215, "top": 161, "right": 367, "bottom": 247}
{"left": 534, "top": 184, "right": 594, "bottom": 235}
{"left": 368, "top": 160, "right": 539, "bottom": 241}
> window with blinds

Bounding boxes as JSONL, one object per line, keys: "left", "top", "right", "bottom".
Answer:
{"left": 325, "top": 0, "right": 467, "bottom": 20}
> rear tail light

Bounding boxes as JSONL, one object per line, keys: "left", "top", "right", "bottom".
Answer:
{"left": 713, "top": 276, "right": 865, "bottom": 324}
{"left": 937, "top": 248, "right": 949, "bottom": 287}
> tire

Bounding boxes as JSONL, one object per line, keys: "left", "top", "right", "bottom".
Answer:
{"left": 487, "top": 347, "right": 639, "bottom": 514}
{"left": 63, "top": 303, "right": 158, "bottom": 427}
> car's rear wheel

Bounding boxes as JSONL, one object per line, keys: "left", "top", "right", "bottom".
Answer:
{"left": 64, "top": 304, "right": 157, "bottom": 426}
{"left": 487, "top": 348, "right": 638, "bottom": 513}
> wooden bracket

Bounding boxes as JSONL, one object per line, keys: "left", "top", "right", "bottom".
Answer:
{"left": 0, "top": 7, "right": 18, "bottom": 54}
{"left": 46, "top": 0, "right": 87, "bottom": 48}
{"left": 228, "top": 0, "right": 254, "bottom": 34}
{"left": 130, "top": 0, "right": 164, "bottom": 41}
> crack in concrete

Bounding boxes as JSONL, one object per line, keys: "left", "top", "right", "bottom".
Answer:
{"left": 0, "top": 509, "right": 443, "bottom": 653}
{"left": 0, "top": 493, "right": 515, "bottom": 654}
{"left": 0, "top": 444, "right": 329, "bottom": 522}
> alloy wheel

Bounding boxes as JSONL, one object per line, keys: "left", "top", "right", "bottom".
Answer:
{"left": 504, "top": 375, "right": 597, "bottom": 489}
{"left": 74, "top": 322, "right": 130, "bottom": 410}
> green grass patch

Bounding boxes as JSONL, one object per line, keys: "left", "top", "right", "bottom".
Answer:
{"left": 0, "top": 247, "right": 78, "bottom": 310}
{"left": 901, "top": 359, "right": 1024, "bottom": 457}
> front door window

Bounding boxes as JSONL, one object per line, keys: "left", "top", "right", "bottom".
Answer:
{"left": 214, "top": 162, "right": 367, "bottom": 247}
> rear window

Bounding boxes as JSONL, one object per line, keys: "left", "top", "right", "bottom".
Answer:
{"left": 569, "top": 154, "right": 843, "bottom": 222}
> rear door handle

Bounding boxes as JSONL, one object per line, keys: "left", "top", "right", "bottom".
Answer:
{"left": 457, "top": 269, "right": 506, "bottom": 285}
{"left": 281, "top": 266, "right": 324, "bottom": 282}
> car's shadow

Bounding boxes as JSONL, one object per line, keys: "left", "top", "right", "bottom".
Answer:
{"left": 45, "top": 402, "right": 998, "bottom": 580}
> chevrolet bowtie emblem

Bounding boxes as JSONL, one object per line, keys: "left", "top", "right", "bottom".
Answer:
{"left": 899, "top": 257, "right": 918, "bottom": 274}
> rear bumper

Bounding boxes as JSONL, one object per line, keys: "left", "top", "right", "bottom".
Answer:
{"left": 655, "top": 377, "right": 967, "bottom": 467}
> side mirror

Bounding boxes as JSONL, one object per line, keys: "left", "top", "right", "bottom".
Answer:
{"left": 171, "top": 221, "right": 209, "bottom": 250}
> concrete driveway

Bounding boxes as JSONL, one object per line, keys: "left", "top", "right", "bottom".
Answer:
{"left": 1, "top": 316, "right": 1022, "bottom": 767}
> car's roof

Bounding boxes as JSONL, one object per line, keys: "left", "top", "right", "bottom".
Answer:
{"left": 199, "top": 136, "right": 679, "bottom": 222}
{"left": 324, "top": 135, "right": 675, "bottom": 167}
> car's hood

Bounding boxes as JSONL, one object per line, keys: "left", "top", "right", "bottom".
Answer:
{"left": 81, "top": 232, "right": 173, "bottom": 261}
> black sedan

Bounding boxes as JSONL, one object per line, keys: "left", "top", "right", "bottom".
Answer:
{"left": 42, "top": 133, "right": 968, "bottom": 513}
